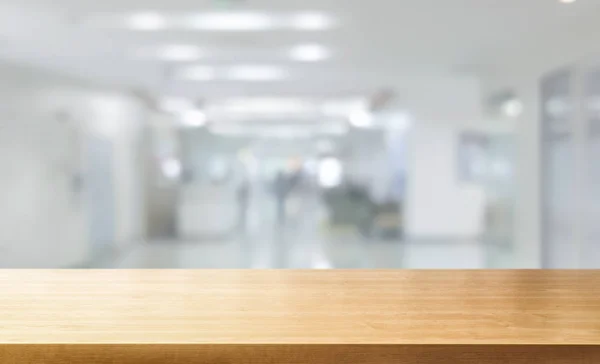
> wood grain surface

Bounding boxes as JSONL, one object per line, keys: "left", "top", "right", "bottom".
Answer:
{"left": 0, "top": 270, "right": 599, "bottom": 345}
{"left": 1, "top": 345, "right": 600, "bottom": 364}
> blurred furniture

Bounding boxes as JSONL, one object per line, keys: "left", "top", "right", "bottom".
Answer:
{"left": 323, "top": 185, "right": 374, "bottom": 233}
{"left": 372, "top": 201, "right": 403, "bottom": 239}
{"left": 1, "top": 271, "right": 599, "bottom": 363}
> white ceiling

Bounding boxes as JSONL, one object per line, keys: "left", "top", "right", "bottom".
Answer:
{"left": 1, "top": 0, "right": 599, "bottom": 104}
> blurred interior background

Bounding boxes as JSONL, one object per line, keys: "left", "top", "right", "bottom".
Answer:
{"left": 0, "top": 0, "right": 598, "bottom": 268}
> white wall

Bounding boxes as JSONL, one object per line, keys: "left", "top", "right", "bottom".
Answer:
{"left": 0, "top": 62, "right": 146, "bottom": 267}
{"left": 0, "top": 83, "right": 85, "bottom": 267}
{"left": 86, "top": 95, "right": 147, "bottom": 249}
{"left": 405, "top": 122, "right": 485, "bottom": 238}
{"left": 401, "top": 76, "right": 487, "bottom": 239}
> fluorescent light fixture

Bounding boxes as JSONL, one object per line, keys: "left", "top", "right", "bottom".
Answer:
{"left": 177, "top": 66, "right": 286, "bottom": 82}
{"left": 290, "top": 44, "right": 330, "bottom": 62}
{"left": 160, "top": 97, "right": 194, "bottom": 113}
{"left": 349, "top": 110, "right": 374, "bottom": 128}
{"left": 178, "top": 65, "right": 216, "bottom": 81}
{"left": 225, "top": 65, "right": 287, "bottom": 81}
{"left": 158, "top": 45, "right": 202, "bottom": 62}
{"left": 127, "top": 12, "right": 167, "bottom": 31}
{"left": 212, "top": 97, "right": 313, "bottom": 114}
{"left": 186, "top": 12, "right": 274, "bottom": 31}
{"left": 322, "top": 98, "right": 368, "bottom": 117}
{"left": 559, "top": 0, "right": 576, "bottom": 3}
{"left": 181, "top": 109, "right": 207, "bottom": 127}
{"left": 291, "top": 12, "right": 334, "bottom": 31}
{"left": 106, "top": 11, "right": 337, "bottom": 32}
{"left": 203, "top": 97, "right": 369, "bottom": 122}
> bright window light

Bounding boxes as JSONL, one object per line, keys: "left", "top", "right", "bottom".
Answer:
{"left": 127, "top": 12, "right": 167, "bottom": 31}
{"left": 181, "top": 109, "right": 207, "bottom": 127}
{"left": 312, "top": 255, "right": 333, "bottom": 269}
{"left": 160, "top": 97, "right": 194, "bottom": 113}
{"left": 545, "top": 97, "right": 570, "bottom": 118}
{"left": 291, "top": 12, "right": 334, "bottom": 31}
{"left": 290, "top": 44, "right": 330, "bottom": 62}
{"left": 186, "top": 12, "right": 274, "bottom": 31}
{"left": 159, "top": 45, "right": 202, "bottom": 62}
{"left": 318, "top": 157, "right": 343, "bottom": 188}
{"left": 349, "top": 110, "right": 374, "bottom": 128}
{"left": 162, "top": 158, "right": 182, "bottom": 179}
{"left": 502, "top": 98, "right": 523, "bottom": 118}
{"left": 178, "top": 66, "right": 216, "bottom": 81}
{"left": 225, "top": 65, "right": 287, "bottom": 81}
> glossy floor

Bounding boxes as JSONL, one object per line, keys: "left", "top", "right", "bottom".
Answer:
{"left": 95, "top": 190, "right": 514, "bottom": 269}
{"left": 102, "top": 238, "right": 513, "bottom": 269}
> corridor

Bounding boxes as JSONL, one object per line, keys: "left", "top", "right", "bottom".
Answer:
{"left": 1, "top": 0, "right": 599, "bottom": 268}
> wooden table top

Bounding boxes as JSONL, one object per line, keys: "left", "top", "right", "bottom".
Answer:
{"left": 0, "top": 270, "right": 599, "bottom": 345}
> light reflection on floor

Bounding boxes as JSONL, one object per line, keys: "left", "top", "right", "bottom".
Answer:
{"left": 99, "top": 236, "right": 513, "bottom": 269}
{"left": 96, "top": 190, "right": 514, "bottom": 269}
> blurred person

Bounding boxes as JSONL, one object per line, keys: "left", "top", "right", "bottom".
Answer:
{"left": 236, "top": 174, "right": 250, "bottom": 234}
{"left": 274, "top": 171, "right": 290, "bottom": 227}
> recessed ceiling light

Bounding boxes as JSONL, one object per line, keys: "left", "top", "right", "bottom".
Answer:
{"left": 291, "top": 13, "right": 334, "bottom": 31}
{"left": 159, "top": 45, "right": 202, "bottom": 62}
{"left": 178, "top": 66, "right": 216, "bottom": 81}
{"left": 290, "top": 44, "right": 330, "bottom": 62}
{"left": 225, "top": 65, "right": 287, "bottom": 81}
{"left": 160, "top": 97, "right": 194, "bottom": 113}
{"left": 119, "top": 11, "right": 336, "bottom": 32}
{"left": 502, "top": 98, "right": 524, "bottom": 118}
{"left": 213, "top": 97, "right": 313, "bottom": 114}
{"left": 349, "top": 110, "right": 374, "bottom": 128}
{"left": 322, "top": 99, "right": 369, "bottom": 117}
{"left": 127, "top": 12, "right": 167, "bottom": 31}
{"left": 186, "top": 12, "right": 274, "bottom": 31}
{"left": 181, "top": 109, "right": 207, "bottom": 127}
{"left": 559, "top": 0, "right": 576, "bottom": 3}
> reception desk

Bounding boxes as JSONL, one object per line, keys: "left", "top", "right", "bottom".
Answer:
{"left": 0, "top": 270, "right": 599, "bottom": 363}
